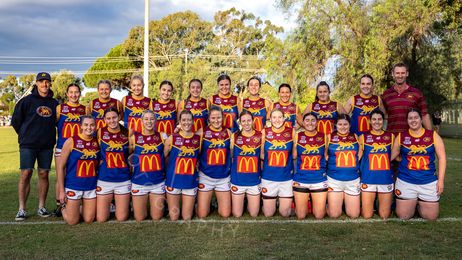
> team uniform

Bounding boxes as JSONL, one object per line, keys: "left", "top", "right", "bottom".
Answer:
{"left": 310, "top": 101, "right": 339, "bottom": 135}
{"left": 122, "top": 95, "right": 152, "bottom": 133}
{"left": 198, "top": 126, "right": 232, "bottom": 192}
{"left": 242, "top": 97, "right": 268, "bottom": 131}
{"left": 64, "top": 134, "right": 100, "bottom": 200}
{"left": 272, "top": 101, "right": 299, "bottom": 128}
{"left": 230, "top": 131, "right": 263, "bottom": 195}
{"left": 152, "top": 99, "right": 177, "bottom": 136}
{"left": 261, "top": 126, "right": 295, "bottom": 198}
{"left": 96, "top": 127, "right": 131, "bottom": 195}
{"left": 350, "top": 95, "right": 381, "bottom": 135}
{"left": 326, "top": 132, "right": 360, "bottom": 195}
{"left": 55, "top": 102, "right": 86, "bottom": 156}
{"left": 293, "top": 131, "right": 328, "bottom": 192}
{"left": 360, "top": 131, "right": 394, "bottom": 193}
{"left": 165, "top": 133, "right": 201, "bottom": 196}
{"left": 89, "top": 98, "right": 123, "bottom": 129}
{"left": 395, "top": 129, "right": 439, "bottom": 202}
{"left": 211, "top": 94, "right": 239, "bottom": 133}
{"left": 131, "top": 132, "right": 165, "bottom": 196}
{"left": 178, "top": 98, "right": 209, "bottom": 132}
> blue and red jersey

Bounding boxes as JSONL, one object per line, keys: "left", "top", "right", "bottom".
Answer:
{"left": 211, "top": 94, "right": 239, "bottom": 133}
{"left": 89, "top": 98, "right": 122, "bottom": 129}
{"left": 56, "top": 102, "right": 86, "bottom": 149}
{"left": 360, "top": 131, "right": 394, "bottom": 185}
{"left": 181, "top": 98, "right": 209, "bottom": 132}
{"left": 230, "top": 131, "right": 262, "bottom": 186}
{"left": 131, "top": 132, "right": 165, "bottom": 186}
{"left": 261, "top": 126, "right": 294, "bottom": 182}
{"left": 122, "top": 95, "right": 152, "bottom": 133}
{"left": 350, "top": 95, "right": 380, "bottom": 135}
{"left": 294, "top": 131, "right": 327, "bottom": 184}
{"left": 242, "top": 97, "right": 267, "bottom": 131}
{"left": 327, "top": 131, "right": 360, "bottom": 181}
{"left": 97, "top": 127, "right": 130, "bottom": 182}
{"left": 199, "top": 126, "right": 231, "bottom": 179}
{"left": 311, "top": 100, "right": 339, "bottom": 135}
{"left": 152, "top": 99, "right": 177, "bottom": 136}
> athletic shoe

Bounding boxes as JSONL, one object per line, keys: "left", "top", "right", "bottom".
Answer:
{"left": 53, "top": 204, "right": 64, "bottom": 217}
{"left": 37, "top": 207, "right": 51, "bottom": 218}
{"left": 15, "top": 209, "right": 27, "bottom": 221}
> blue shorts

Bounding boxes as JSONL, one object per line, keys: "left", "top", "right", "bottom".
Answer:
{"left": 19, "top": 148, "right": 53, "bottom": 171}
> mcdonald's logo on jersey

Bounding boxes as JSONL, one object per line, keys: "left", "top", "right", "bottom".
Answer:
{"left": 193, "top": 118, "right": 205, "bottom": 132}
{"left": 253, "top": 116, "right": 263, "bottom": 131}
{"left": 207, "top": 148, "right": 226, "bottom": 166}
{"left": 300, "top": 155, "right": 321, "bottom": 171}
{"left": 268, "top": 150, "right": 288, "bottom": 167}
{"left": 223, "top": 113, "right": 234, "bottom": 129}
{"left": 175, "top": 157, "right": 196, "bottom": 175}
{"left": 317, "top": 120, "right": 333, "bottom": 134}
{"left": 407, "top": 156, "right": 430, "bottom": 170}
{"left": 140, "top": 154, "right": 161, "bottom": 172}
{"left": 107, "top": 152, "right": 127, "bottom": 169}
{"left": 157, "top": 120, "right": 174, "bottom": 134}
{"left": 129, "top": 117, "right": 143, "bottom": 133}
{"left": 358, "top": 115, "right": 370, "bottom": 132}
{"left": 335, "top": 151, "right": 356, "bottom": 168}
{"left": 237, "top": 156, "right": 258, "bottom": 173}
{"left": 63, "top": 123, "right": 80, "bottom": 139}
{"left": 77, "top": 160, "right": 96, "bottom": 177}
{"left": 369, "top": 153, "right": 390, "bottom": 171}
{"left": 96, "top": 119, "right": 106, "bottom": 129}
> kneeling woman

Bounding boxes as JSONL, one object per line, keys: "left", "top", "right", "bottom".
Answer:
{"left": 293, "top": 112, "right": 328, "bottom": 219}
{"left": 57, "top": 116, "right": 99, "bottom": 225}
{"left": 326, "top": 114, "right": 362, "bottom": 218}
{"left": 260, "top": 108, "right": 295, "bottom": 217}
{"left": 230, "top": 110, "right": 263, "bottom": 217}
{"left": 391, "top": 108, "right": 446, "bottom": 220}
{"left": 164, "top": 110, "right": 201, "bottom": 221}
{"left": 129, "top": 110, "right": 165, "bottom": 221}
{"left": 96, "top": 107, "right": 131, "bottom": 222}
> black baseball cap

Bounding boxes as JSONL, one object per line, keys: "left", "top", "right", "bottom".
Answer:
{"left": 36, "top": 72, "right": 51, "bottom": 81}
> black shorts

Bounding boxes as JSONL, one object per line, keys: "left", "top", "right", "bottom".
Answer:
{"left": 19, "top": 148, "right": 53, "bottom": 171}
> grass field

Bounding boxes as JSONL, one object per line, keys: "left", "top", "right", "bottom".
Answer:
{"left": 1, "top": 127, "right": 462, "bottom": 258}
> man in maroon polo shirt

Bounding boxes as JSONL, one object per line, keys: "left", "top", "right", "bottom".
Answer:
{"left": 382, "top": 63, "right": 432, "bottom": 134}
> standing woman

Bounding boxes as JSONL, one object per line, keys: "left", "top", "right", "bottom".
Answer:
{"left": 177, "top": 79, "right": 210, "bottom": 133}
{"left": 152, "top": 80, "right": 177, "bottom": 137}
{"left": 122, "top": 75, "right": 152, "bottom": 133}
{"left": 87, "top": 80, "right": 123, "bottom": 129}
{"left": 260, "top": 108, "right": 295, "bottom": 217}
{"left": 210, "top": 74, "right": 240, "bottom": 133}
{"left": 230, "top": 110, "right": 263, "bottom": 217}
{"left": 241, "top": 76, "right": 271, "bottom": 132}
{"left": 57, "top": 116, "right": 99, "bottom": 225}
{"left": 325, "top": 114, "right": 362, "bottom": 218}
{"left": 96, "top": 107, "right": 131, "bottom": 222}
{"left": 359, "top": 110, "right": 394, "bottom": 219}
{"left": 129, "top": 110, "right": 165, "bottom": 221}
{"left": 293, "top": 112, "right": 328, "bottom": 219}
{"left": 271, "top": 83, "right": 303, "bottom": 129}
{"left": 391, "top": 108, "right": 446, "bottom": 220}
{"left": 164, "top": 110, "right": 201, "bottom": 221}
{"left": 304, "top": 81, "right": 344, "bottom": 135}
{"left": 196, "top": 106, "right": 232, "bottom": 218}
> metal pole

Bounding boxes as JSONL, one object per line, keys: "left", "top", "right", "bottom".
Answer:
{"left": 143, "top": 0, "right": 150, "bottom": 97}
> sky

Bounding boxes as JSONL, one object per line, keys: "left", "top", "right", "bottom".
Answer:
{"left": 0, "top": 0, "right": 297, "bottom": 79}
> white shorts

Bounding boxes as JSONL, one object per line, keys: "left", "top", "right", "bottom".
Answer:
{"left": 327, "top": 177, "right": 361, "bottom": 196}
{"left": 65, "top": 188, "right": 96, "bottom": 200}
{"left": 230, "top": 184, "right": 261, "bottom": 195}
{"left": 54, "top": 148, "right": 62, "bottom": 157}
{"left": 260, "top": 179, "right": 293, "bottom": 198}
{"left": 131, "top": 182, "right": 166, "bottom": 196}
{"left": 395, "top": 178, "right": 439, "bottom": 202}
{"left": 361, "top": 183, "right": 394, "bottom": 193}
{"left": 293, "top": 181, "right": 328, "bottom": 192}
{"left": 198, "top": 172, "right": 231, "bottom": 192}
{"left": 166, "top": 186, "right": 197, "bottom": 196}
{"left": 96, "top": 180, "right": 131, "bottom": 195}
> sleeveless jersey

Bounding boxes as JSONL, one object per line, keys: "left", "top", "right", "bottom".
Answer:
{"left": 122, "top": 95, "right": 152, "bottom": 133}
{"left": 98, "top": 127, "right": 130, "bottom": 182}
{"left": 132, "top": 132, "right": 165, "bottom": 186}
{"left": 262, "top": 126, "right": 294, "bottom": 182}
{"left": 182, "top": 98, "right": 208, "bottom": 132}
{"left": 65, "top": 134, "right": 100, "bottom": 191}
{"left": 56, "top": 103, "right": 86, "bottom": 149}
{"left": 211, "top": 94, "right": 239, "bottom": 133}
{"left": 327, "top": 131, "right": 359, "bottom": 181}
{"left": 152, "top": 99, "right": 177, "bottom": 135}
{"left": 294, "top": 131, "right": 327, "bottom": 184}
{"left": 242, "top": 97, "right": 267, "bottom": 131}
{"left": 398, "top": 129, "right": 437, "bottom": 184}
{"left": 165, "top": 133, "right": 201, "bottom": 189}
{"left": 272, "top": 101, "right": 297, "bottom": 128}
{"left": 199, "top": 126, "right": 231, "bottom": 179}
{"left": 90, "top": 98, "right": 120, "bottom": 129}
{"left": 230, "top": 131, "right": 263, "bottom": 186}
{"left": 311, "top": 100, "right": 339, "bottom": 135}
{"left": 360, "top": 131, "right": 393, "bottom": 185}
{"left": 350, "top": 95, "right": 380, "bottom": 135}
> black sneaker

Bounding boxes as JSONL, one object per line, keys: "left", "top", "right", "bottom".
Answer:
{"left": 15, "top": 209, "right": 27, "bottom": 221}
{"left": 37, "top": 207, "right": 51, "bottom": 218}
{"left": 53, "top": 204, "right": 64, "bottom": 217}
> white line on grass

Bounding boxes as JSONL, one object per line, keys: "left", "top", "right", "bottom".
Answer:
{"left": 1, "top": 217, "right": 461, "bottom": 225}
{"left": 447, "top": 157, "right": 462, "bottom": 161}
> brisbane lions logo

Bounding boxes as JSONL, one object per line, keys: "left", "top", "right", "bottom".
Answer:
{"left": 36, "top": 106, "right": 52, "bottom": 117}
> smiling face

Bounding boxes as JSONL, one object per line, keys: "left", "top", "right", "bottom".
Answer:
{"left": 248, "top": 79, "right": 261, "bottom": 97}
{"left": 359, "top": 77, "right": 373, "bottom": 96}
{"left": 278, "top": 86, "right": 291, "bottom": 103}
{"left": 104, "top": 111, "right": 120, "bottom": 130}
{"left": 240, "top": 113, "right": 253, "bottom": 132}
{"left": 392, "top": 66, "right": 409, "bottom": 85}
{"left": 142, "top": 112, "right": 156, "bottom": 132}
{"left": 336, "top": 119, "right": 350, "bottom": 135}
{"left": 66, "top": 86, "right": 81, "bottom": 104}
{"left": 208, "top": 110, "right": 223, "bottom": 130}
{"left": 303, "top": 114, "right": 317, "bottom": 132}
{"left": 270, "top": 110, "right": 285, "bottom": 129}
{"left": 80, "top": 117, "right": 96, "bottom": 137}
{"left": 189, "top": 81, "right": 202, "bottom": 99}
{"left": 159, "top": 83, "right": 173, "bottom": 101}
{"left": 407, "top": 111, "right": 423, "bottom": 131}
{"left": 179, "top": 113, "right": 193, "bottom": 133}
{"left": 370, "top": 113, "right": 384, "bottom": 131}
{"left": 36, "top": 79, "right": 51, "bottom": 97}
{"left": 316, "top": 85, "right": 330, "bottom": 102}
{"left": 130, "top": 79, "right": 144, "bottom": 97}
{"left": 218, "top": 79, "right": 231, "bottom": 96}
{"left": 98, "top": 83, "right": 111, "bottom": 100}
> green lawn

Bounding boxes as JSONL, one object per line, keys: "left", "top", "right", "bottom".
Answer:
{"left": 1, "top": 127, "right": 462, "bottom": 258}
